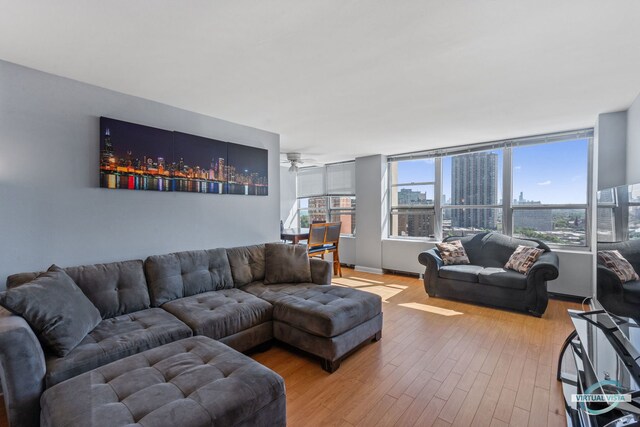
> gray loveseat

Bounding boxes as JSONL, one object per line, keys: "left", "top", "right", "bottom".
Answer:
{"left": 418, "top": 232, "right": 559, "bottom": 317}
{"left": 0, "top": 243, "right": 383, "bottom": 427}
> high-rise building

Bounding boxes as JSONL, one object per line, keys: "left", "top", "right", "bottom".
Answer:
{"left": 451, "top": 152, "right": 498, "bottom": 229}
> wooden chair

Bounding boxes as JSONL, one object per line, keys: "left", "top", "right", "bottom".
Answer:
{"left": 307, "top": 222, "right": 342, "bottom": 277}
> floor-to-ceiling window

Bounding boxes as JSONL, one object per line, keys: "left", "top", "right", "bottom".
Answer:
{"left": 388, "top": 129, "right": 593, "bottom": 247}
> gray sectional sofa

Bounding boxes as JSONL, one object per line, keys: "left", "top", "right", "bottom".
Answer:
{"left": 0, "top": 243, "right": 383, "bottom": 427}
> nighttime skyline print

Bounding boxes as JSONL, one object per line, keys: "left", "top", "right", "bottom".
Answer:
{"left": 173, "top": 132, "right": 228, "bottom": 194}
{"left": 227, "top": 142, "right": 269, "bottom": 195}
{"left": 100, "top": 117, "right": 174, "bottom": 191}
{"left": 99, "top": 117, "right": 269, "bottom": 196}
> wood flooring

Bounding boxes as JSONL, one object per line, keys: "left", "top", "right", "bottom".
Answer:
{"left": 0, "top": 268, "right": 580, "bottom": 427}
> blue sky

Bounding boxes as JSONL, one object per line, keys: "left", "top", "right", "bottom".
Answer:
{"left": 396, "top": 139, "right": 588, "bottom": 205}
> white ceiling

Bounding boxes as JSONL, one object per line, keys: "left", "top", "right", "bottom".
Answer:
{"left": 1, "top": 1, "right": 640, "bottom": 163}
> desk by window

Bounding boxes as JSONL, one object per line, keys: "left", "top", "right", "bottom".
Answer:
{"left": 281, "top": 228, "right": 309, "bottom": 244}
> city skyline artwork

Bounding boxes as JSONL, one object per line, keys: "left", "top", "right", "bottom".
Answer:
{"left": 99, "top": 117, "right": 268, "bottom": 195}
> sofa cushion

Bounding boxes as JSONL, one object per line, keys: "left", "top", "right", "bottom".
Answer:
{"left": 436, "top": 240, "right": 470, "bottom": 265}
{"left": 241, "top": 281, "right": 324, "bottom": 303}
{"left": 505, "top": 245, "right": 545, "bottom": 274}
{"left": 45, "top": 308, "right": 192, "bottom": 387}
{"left": 598, "top": 250, "right": 640, "bottom": 283}
{"left": 264, "top": 243, "right": 312, "bottom": 284}
{"left": 6, "top": 260, "right": 150, "bottom": 319}
{"left": 452, "top": 233, "right": 546, "bottom": 268}
{"left": 161, "top": 289, "right": 273, "bottom": 340}
{"left": 145, "top": 248, "right": 234, "bottom": 306}
{"left": 261, "top": 284, "right": 382, "bottom": 338}
{"left": 40, "top": 336, "right": 286, "bottom": 427}
{"left": 226, "top": 244, "right": 266, "bottom": 287}
{"left": 0, "top": 265, "right": 102, "bottom": 357}
{"left": 438, "top": 265, "right": 484, "bottom": 283}
{"left": 478, "top": 267, "right": 528, "bottom": 290}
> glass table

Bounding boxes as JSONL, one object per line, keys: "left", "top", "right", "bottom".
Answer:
{"left": 558, "top": 309, "right": 640, "bottom": 426}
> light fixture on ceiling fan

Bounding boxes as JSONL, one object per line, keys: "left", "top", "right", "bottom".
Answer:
{"left": 281, "top": 152, "right": 320, "bottom": 172}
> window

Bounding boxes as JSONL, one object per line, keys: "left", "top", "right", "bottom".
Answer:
{"left": 512, "top": 138, "right": 589, "bottom": 246}
{"left": 442, "top": 150, "right": 503, "bottom": 238}
{"left": 296, "top": 163, "right": 356, "bottom": 235}
{"left": 389, "top": 159, "right": 436, "bottom": 238}
{"left": 387, "top": 129, "right": 593, "bottom": 247}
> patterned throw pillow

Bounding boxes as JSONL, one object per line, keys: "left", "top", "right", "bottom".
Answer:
{"left": 597, "top": 250, "right": 639, "bottom": 283}
{"left": 436, "top": 240, "right": 470, "bottom": 265}
{"left": 505, "top": 245, "right": 545, "bottom": 274}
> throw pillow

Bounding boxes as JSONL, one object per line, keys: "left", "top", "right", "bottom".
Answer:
{"left": 436, "top": 240, "right": 470, "bottom": 265}
{"left": 505, "top": 245, "right": 545, "bottom": 274}
{"left": 597, "top": 250, "right": 639, "bottom": 283}
{"left": 0, "top": 265, "right": 102, "bottom": 357}
{"left": 264, "top": 243, "right": 312, "bottom": 284}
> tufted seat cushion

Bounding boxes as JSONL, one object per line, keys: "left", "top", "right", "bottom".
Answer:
{"left": 40, "top": 336, "right": 286, "bottom": 427}
{"left": 243, "top": 283, "right": 381, "bottom": 338}
{"left": 45, "top": 308, "right": 192, "bottom": 387}
{"left": 161, "top": 289, "right": 273, "bottom": 340}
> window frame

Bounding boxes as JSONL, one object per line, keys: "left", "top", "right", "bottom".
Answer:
{"left": 296, "top": 162, "right": 357, "bottom": 236}
{"left": 386, "top": 129, "right": 594, "bottom": 248}
{"left": 388, "top": 159, "right": 437, "bottom": 239}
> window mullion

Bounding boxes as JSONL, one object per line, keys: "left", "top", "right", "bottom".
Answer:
{"left": 503, "top": 147, "right": 513, "bottom": 237}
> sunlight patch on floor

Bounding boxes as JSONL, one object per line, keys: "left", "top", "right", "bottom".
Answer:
{"left": 398, "top": 302, "right": 464, "bottom": 316}
{"left": 347, "top": 276, "right": 385, "bottom": 284}
{"left": 332, "top": 277, "right": 407, "bottom": 302}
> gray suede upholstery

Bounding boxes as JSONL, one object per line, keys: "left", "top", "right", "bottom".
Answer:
{"left": 271, "top": 286, "right": 382, "bottom": 337}
{"left": 226, "top": 244, "right": 266, "bottom": 287}
{"left": 7, "top": 260, "right": 151, "bottom": 319}
{"left": 0, "top": 309, "right": 46, "bottom": 427}
{"left": 45, "top": 308, "right": 192, "bottom": 387}
{"left": 1, "top": 244, "right": 380, "bottom": 425}
{"left": 419, "top": 232, "right": 559, "bottom": 316}
{"left": 40, "top": 337, "right": 286, "bottom": 427}
{"left": 310, "top": 258, "right": 333, "bottom": 285}
{"left": 161, "top": 289, "right": 273, "bottom": 339}
{"left": 264, "top": 243, "right": 312, "bottom": 284}
{"left": 0, "top": 265, "right": 102, "bottom": 357}
{"left": 145, "top": 248, "right": 235, "bottom": 306}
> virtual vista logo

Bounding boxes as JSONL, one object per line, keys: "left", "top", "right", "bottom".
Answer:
{"left": 571, "top": 380, "right": 632, "bottom": 415}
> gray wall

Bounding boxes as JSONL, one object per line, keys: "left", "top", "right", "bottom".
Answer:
{"left": 596, "top": 111, "right": 627, "bottom": 190}
{"left": 628, "top": 93, "right": 640, "bottom": 184}
{"left": 354, "top": 155, "right": 387, "bottom": 273}
{"left": 0, "top": 60, "right": 280, "bottom": 288}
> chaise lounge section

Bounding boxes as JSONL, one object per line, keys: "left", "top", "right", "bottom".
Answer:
{"left": 0, "top": 242, "right": 382, "bottom": 427}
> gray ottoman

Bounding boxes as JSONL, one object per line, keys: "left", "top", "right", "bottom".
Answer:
{"left": 40, "top": 336, "right": 286, "bottom": 427}
{"left": 265, "top": 285, "right": 383, "bottom": 373}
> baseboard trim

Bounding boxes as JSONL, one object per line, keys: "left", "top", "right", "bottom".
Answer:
{"left": 354, "top": 266, "right": 384, "bottom": 275}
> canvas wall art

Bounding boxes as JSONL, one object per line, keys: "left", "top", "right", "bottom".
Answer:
{"left": 99, "top": 117, "right": 268, "bottom": 195}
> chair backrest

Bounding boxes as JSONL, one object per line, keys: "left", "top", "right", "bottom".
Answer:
{"left": 308, "top": 222, "right": 342, "bottom": 250}
{"left": 308, "top": 223, "right": 328, "bottom": 246}
{"left": 325, "top": 222, "right": 342, "bottom": 245}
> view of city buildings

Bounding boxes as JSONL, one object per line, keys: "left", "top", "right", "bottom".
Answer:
{"left": 100, "top": 119, "right": 268, "bottom": 195}
{"left": 389, "top": 150, "right": 587, "bottom": 245}
{"left": 299, "top": 196, "right": 355, "bottom": 235}
{"left": 450, "top": 151, "right": 498, "bottom": 230}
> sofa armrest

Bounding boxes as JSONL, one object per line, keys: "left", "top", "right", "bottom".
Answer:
{"left": 525, "top": 251, "right": 559, "bottom": 316}
{"left": 310, "top": 258, "right": 332, "bottom": 285}
{"left": 596, "top": 265, "right": 624, "bottom": 294}
{"left": 527, "top": 252, "right": 560, "bottom": 282}
{"left": 0, "top": 309, "right": 46, "bottom": 427}
{"left": 418, "top": 248, "right": 443, "bottom": 269}
{"left": 418, "top": 248, "right": 443, "bottom": 296}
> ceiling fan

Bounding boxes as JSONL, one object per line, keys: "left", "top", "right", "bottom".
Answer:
{"left": 280, "top": 152, "right": 321, "bottom": 172}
